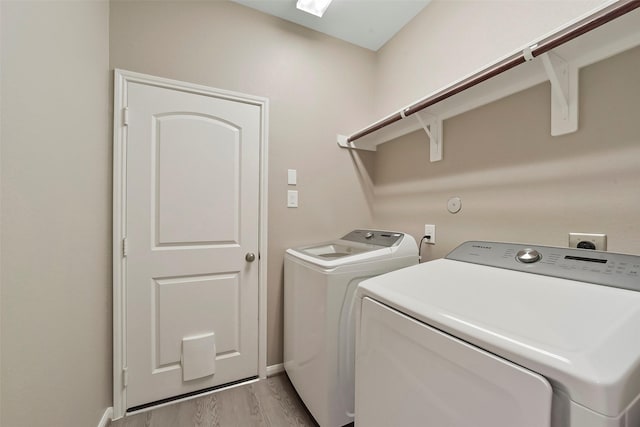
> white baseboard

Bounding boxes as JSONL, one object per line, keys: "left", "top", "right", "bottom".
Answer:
{"left": 266, "top": 363, "right": 284, "bottom": 377}
{"left": 97, "top": 407, "right": 113, "bottom": 427}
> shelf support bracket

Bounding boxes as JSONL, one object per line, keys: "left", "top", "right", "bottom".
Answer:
{"left": 336, "top": 134, "right": 375, "bottom": 151}
{"left": 337, "top": 134, "right": 350, "bottom": 148}
{"left": 414, "top": 111, "right": 442, "bottom": 162}
{"left": 540, "top": 51, "right": 578, "bottom": 136}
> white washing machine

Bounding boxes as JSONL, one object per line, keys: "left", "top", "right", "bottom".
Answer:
{"left": 284, "top": 229, "right": 418, "bottom": 427}
{"left": 355, "top": 241, "right": 640, "bottom": 427}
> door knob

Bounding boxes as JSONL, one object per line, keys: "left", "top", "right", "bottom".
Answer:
{"left": 245, "top": 252, "right": 256, "bottom": 262}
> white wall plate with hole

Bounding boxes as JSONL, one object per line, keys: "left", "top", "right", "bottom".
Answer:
{"left": 568, "top": 233, "right": 607, "bottom": 251}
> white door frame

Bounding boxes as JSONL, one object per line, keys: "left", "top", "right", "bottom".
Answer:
{"left": 112, "top": 69, "right": 268, "bottom": 420}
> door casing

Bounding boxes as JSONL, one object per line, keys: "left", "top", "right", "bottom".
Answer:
{"left": 112, "top": 69, "right": 268, "bottom": 420}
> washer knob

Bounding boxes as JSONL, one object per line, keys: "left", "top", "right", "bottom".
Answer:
{"left": 516, "top": 248, "right": 541, "bottom": 263}
{"left": 365, "top": 232, "right": 374, "bottom": 239}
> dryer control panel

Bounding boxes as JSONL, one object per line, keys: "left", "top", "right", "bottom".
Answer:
{"left": 341, "top": 230, "right": 405, "bottom": 247}
{"left": 446, "top": 241, "right": 640, "bottom": 292}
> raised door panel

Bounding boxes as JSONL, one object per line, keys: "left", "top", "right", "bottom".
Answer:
{"left": 155, "top": 274, "right": 240, "bottom": 368}
{"left": 155, "top": 114, "right": 239, "bottom": 246}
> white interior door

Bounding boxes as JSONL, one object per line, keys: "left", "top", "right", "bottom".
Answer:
{"left": 120, "top": 76, "right": 262, "bottom": 410}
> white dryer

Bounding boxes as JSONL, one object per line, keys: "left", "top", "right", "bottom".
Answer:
{"left": 355, "top": 241, "right": 640, "bottom": 427}
{"left": 284, "top": 229, "right": 418, "bottom": 427}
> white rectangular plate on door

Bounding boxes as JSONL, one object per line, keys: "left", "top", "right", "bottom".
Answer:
{"left": 182, "top": 333, "right": 216, "bottom": 381}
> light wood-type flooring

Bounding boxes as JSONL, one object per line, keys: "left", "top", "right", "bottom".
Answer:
{"left": 110, "top": 374, "right": 320, "bottom": 427}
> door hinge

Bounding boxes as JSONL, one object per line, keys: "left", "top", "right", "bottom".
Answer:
{"left": 123, "top": 367, "right": 129, "bottom": 387}
{"left": 122, "top": 237, "right": 128, "bottom": 257}
{"left": 123, "top": 107, "right": 129, "bottom": 126}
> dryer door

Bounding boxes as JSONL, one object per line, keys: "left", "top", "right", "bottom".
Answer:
{"left": 356, "top": 297, "right": 552, "bottom": 427}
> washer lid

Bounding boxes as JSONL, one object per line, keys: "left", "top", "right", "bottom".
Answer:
{"left": 356, "top": 257, "right": 640, "bottom": 418}
{"left": 287, "top": 239, "right": 392, "bottom": 268}
{"left": 287, "top": 230, "right": 415, "bottom": 268}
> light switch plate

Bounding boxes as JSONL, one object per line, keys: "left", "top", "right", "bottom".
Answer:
{"left": 288, "top": 169, "right": 297, "bottom": 185}
{"left": 287, "top": 190, "right": 298, "bottom": 208}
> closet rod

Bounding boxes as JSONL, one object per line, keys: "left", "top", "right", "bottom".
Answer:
{"left": 347, "top": 0, "right": 640, "bottom": 144}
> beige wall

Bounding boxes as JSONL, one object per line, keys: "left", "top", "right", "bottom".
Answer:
{"left": 0, "top": 1, "right": 112, "bottom": 427}
{"left": 371, "top": 45, "right": 640, "bottom": 259}
{"left": 1, "top": 1, "right": 637, "bottom": 425}
{"left": 373, "top": 0, "right": 606, "bottom": 118}
{"left": 369, "top": 0, "right": 639, "bottom": 258}
{"left": 109, "top": 1, "right": 377, "bottom": 365}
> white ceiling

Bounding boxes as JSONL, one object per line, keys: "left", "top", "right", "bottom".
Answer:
{"left": 229, "top": 0, "right": 431, "bottom": 51}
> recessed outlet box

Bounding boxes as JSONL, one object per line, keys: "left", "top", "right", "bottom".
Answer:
{"left": 424, "top": 224, "right": 436, "bottom": 244}
{"left": 568, "top": 233, "right": 607, "bottom": 251}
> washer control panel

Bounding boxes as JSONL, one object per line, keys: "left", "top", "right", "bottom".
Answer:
{"left": 446, "top": 241, "right": 640, "bottom": 292}
{"left": 341, "top": 229, "right": 404, "bottom": 247}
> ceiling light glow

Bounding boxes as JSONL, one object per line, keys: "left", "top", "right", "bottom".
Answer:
{"left": 296, "top": 0, "right": 333, "bottom": 17}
